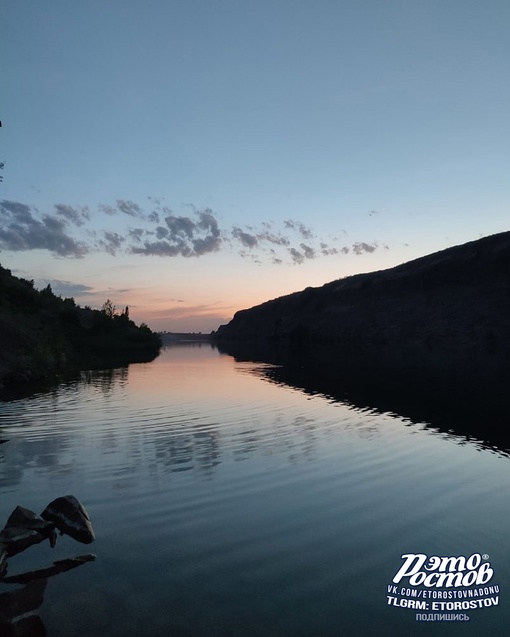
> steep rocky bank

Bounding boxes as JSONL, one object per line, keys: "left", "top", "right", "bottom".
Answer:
{"left": 215, "top": 232, "right": 510, "bottom": 355}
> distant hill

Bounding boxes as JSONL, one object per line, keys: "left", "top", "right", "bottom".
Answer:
{"left": 159, "top": 332, "right": 213, "bottom": 343}
{"left": 0, "top": 265, "right": 161, "bottom": 388}
{"left": 215, "top": 232, "right": 510, "bottom": 354}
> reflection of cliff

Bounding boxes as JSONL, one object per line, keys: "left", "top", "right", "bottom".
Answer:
{"left": 215, "top": 232, "right": 510, "bottom": 356}
{"left": 216, "top": 340, "right": 510, "bottom": 455}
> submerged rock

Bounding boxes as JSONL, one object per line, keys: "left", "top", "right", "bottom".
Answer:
{"left": 41, "top": 495, "right": 95, "bottom": 544}
{"left": 0, "top": 507, "right": 56, "bottom": 557}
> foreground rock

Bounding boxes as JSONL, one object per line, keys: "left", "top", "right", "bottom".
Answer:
{"left": 41, "top": 495, "right": 95, "bottom": 544}
{"left": 0, "top": 506, "right": 56, "bottom": 557}
{"left": 0, "top": 498, "right": 96, "bottom": 635}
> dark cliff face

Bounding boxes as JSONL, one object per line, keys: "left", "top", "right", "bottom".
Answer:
{"left": 215, "top": 231, "right": 510, "bottom": 353}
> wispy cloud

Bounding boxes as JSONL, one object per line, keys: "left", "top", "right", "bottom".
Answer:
{"left": 284, "top": 219, "right": 314, "bottom": 240}
{"left": 0, "top": 199, "right": 386, "bottom": 265}
{"left": 35, "top": 279, "right": 95, "bottom": 297}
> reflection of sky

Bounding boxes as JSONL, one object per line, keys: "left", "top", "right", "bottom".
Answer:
{"left": 1, "top": 345, "right": 509, "bottom": 499}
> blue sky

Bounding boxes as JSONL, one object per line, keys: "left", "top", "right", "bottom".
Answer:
{"left": 1, "top": 0, "right": 509, "bottom": 331}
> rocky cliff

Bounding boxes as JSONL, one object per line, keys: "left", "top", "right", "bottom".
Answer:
{"left": 215, "top": 231, "right": 510, "bottom": 355}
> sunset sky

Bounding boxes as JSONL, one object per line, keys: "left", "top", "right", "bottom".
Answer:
{"left": 1, "top": 1, "right": 509, "bottom": 332}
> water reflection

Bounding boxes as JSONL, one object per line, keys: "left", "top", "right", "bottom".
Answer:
{"left": 217, "top": 340, "right": 510, "bottom": 455}
{"left": 0, "top": 351, "right": 325, "bottom": 492}
{"left": 80, "top": 367, "right": 129, "bottom": 394}
{"left": 3, "top": 339, "right": 510, "bottom": 498}
{"left": 152, "top": 423, "right": 221, "bottom": 476}
{"left": 2, "top": 344, "right": 510, "bottom": 636}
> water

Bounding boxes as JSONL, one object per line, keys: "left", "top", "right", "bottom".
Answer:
{"left": 1, "top": 343, "right": 509, "bottom": 636}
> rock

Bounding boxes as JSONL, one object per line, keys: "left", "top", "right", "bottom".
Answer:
{"left": 2, "top": 553, "right": 96, "bottom": 585}
{"left": 0, "top": 528, "right": 47, "bottom": 558}
{"left": 0, "top": 578, "right": 47, "bottom": 630}
{"left": 0, "top": 506, "right": 56, "bottom": 556}
{"left": 41, "top": 496, "right": 95, "bottom": 544}
{"left": 0, "top": 543, "right": 7, "bottom": 580}
{"left": 5, "top": 506, "right": 55, "bottom": 536}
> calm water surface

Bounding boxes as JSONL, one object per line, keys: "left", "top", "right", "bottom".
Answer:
{"left": 1, "top": 344, "right": 509, "bottom": 636}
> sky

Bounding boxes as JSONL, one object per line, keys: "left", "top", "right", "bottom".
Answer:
{"left": 1, "top": 0, "right": 509, "bottom": 332}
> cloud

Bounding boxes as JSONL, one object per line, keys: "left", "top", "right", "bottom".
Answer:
{"left": 352, "top": 241, "right": 377, "bottom": 255}
{"left": 284, "top": 219, "right": 314, "bottom": 239}
{"left": 289, "top": 247, "right": 304, "bottom": 264}
{"left": 232, "top": 226, "right": 258, "bottom": 248}
{"left": 54, "top": 204, "right": 90, "bottom": 226}
{"left": 116, "top": 199, "right": 144, "bottom": 218}
{"left": 132, "top": 208, "right": 222, "bottom": 257}
{"left": 35, "top": 279, "right": 95, "bottom": 297}
{"left": 155, "top": 226, "right": 169, "bottom": 239}
{"left": 231, "top": 224, "right": 290, "bottom": 252}
{"left": 197, "top": 209, "right": 221, "bottom": 240}
{"left": 300, "top": 243, "right": 315, "bottom": 259}
{"left": 100, "top": 231, "right": 125, "bottom": 256}
{"left": 98, "top": 203, "right": 117, "bottom": 215}
{"left": 257, "top": 230, "right": 290, "bottom": 246}
{"left": 129, "top": 227, "right": 145, "bottom": 242}
{"left": 288, "top": 243, "right": 316, "bottom": 264}
{"left": 165, "top": 213, "right": 196, "bottom": 239}
{"left": 0, "top": 200, "right": 88, "bottom": 257}
{"left": 98, "top": 200, "right": 145, "bottom": 218}
{"left": 131, "top": 240, "right": 183, "bottom": 257}
{"left": 0, "top": 198, "right": 387, "bottom": 265}
{"left": 320, "top": 242, "right": 339, "bottom": 256}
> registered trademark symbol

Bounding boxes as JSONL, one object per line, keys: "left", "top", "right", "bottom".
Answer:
{"left": 483, "top": 554, "right": 489, "bottom": 560}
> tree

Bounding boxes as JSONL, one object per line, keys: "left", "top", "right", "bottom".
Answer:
{"left": 101, "top": 299, "right": 116, "bottom": 319}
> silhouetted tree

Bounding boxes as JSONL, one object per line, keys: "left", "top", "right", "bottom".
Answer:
{"left": 101, "top": 299, "right": 116, "bottom": 319}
